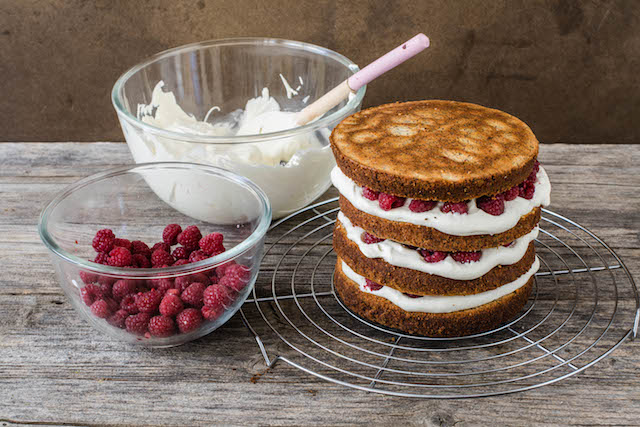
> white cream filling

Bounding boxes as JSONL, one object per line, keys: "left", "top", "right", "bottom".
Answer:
{"left": 341, "top": 257, "right": 539, "bottom": 314}
{"left": 338, "top": 211, "right": 538, "bottom": 280}
{"left": 331, "top": 166, "right": 551, "bottom": 236}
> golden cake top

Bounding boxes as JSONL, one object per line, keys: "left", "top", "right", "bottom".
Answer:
{"left": 330, "top": 100, "right": 539, "bottom": 201}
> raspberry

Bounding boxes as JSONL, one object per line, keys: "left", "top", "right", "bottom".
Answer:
{"left": 150, "top": 278, "right": 174, "bottom": 294}
{"left": 98, "top": 275, "right": 117, "bottom": 287}
{"left": 362, "top": 187, "right": 380, "bottom": 201}
{"left": 361, "top": 232, "right": 384, "bottom": 244}
{"left": 107, "top": 247, "right": 132, "bottom": 267}
{"left": 125, "top": 313, "right": 151, "bottom": 335}
{"left": 79, "top": 271, "right": 98, "bottom": 284}
{"left": 159, "top": 293, "right": 184, "bottom": 317}
{"left": 519, "top": 182, "right": 535, "bottom": 200}
{"left": 181, "top": 282, "right": 206, "bottom": 307}
{"left": 136, "top": 289, "right": 162, "bottom": 313}
{"left": 120, "top": 294, "right": 139, "bottom": 314}
{"left": 104, "top": 297, "right": 119, "bottom": 312}
{"left": 113, "top": 238, "right": 132, "bottom": 250}
{"left": 174, "top": 273, "right": 211, "bottom": 294}
{"left": 502, "top": 186, "right": 519, "bottom": 201}
{"left": 148, "top": 315, "right": 176, "bottom": 337}
{"left": 503, "top": 241, "right": 515, "bottom": 247}
{"left": 112, "top": 279, "right": 138, "bottom": 301}
{"left": 224, "top": 264, "right": 251, "bottom": 283}
{"left": 203, "top": 284, "right": 234, "bottom": 309}
{"left": 93, "top": 252, "right": 108, "bottom": 265}
{"left": 174, "top": 259, "right": 190, "bottom": 266}
{"left": 90, "top": 299, "right": 113, "bottom": 318}
{"left": 177, "top": 225, "right": 202, "bottom": 251}
{"left": 80, "top": 283, "right": 101, "bottom": 306}
{"left": 451, "top": 251, "right": 482, "bottom": 263}
{"left": 189, "top": 250, "right": 208, "bottom": 263}
{"left": 207, "top": 271, "right": 224, "bottom": 285}
{"left": 419, "top": 249, "right": 448, "bottom": 263}
{"left": 152, "top": 242, "right": 171, "bottom": 253}
{"left": 107, "top": 309, "right": 128, "bottom": 329}
{"left": 162, "top": 224, "right": 182, "bottom": 245}
{"left": 378, "top": 193, "right": 406, "bottom": 211}
{"left": 99, "top": 281, "right": 113, "bottom": 298}
{"left": 199, "top": 233, "right": 225, "bottom": 255}
{"left": 216, "top": 260, "right": 237, "bottom": 278}
{"left": 172, "top": 246, "right": 189, "bottom": 260}
{"left": 440, "top": 202, "right": 469, "bottom": 214}
{"left": 176, "top": 308, "right": 203, "bottom": 333}
{"left": 476, "top": 194, "right": 505, "bottom": 216}
{"left": 202, "top": 305, "right": 224, "bottom": 321}
{"left": 151, "top": 242, "right": 171, "bottom": 253}
{"left": 218, "top": 274, "right": 247, "bottom": 293}
{"left": 174, "top": 277, "right": 191, "bottom": 294}
{"left": 408, "top": 199, "right": 437, "bottom": 213}
{"left": 131, "top": 240, "right": 151, "bottom": 257}
{"left": 208, "top": 273, "right": 219, "bottom": 285}
{"left": 132, "top": 253, "right": 151, "bottom": 268}
{"left": 405, "top": 293, "right": 422, "bottom": 298}
{"left": 151, "top": 249, "right": 174, "bottom": 267}
{"left": 364, "top": 279, "right": 383, "bottom": 291}
{"left": 92, "top": 229, "right": 115, "bottom": 253}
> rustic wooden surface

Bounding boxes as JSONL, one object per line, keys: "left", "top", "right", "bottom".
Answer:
{"left": 1, "top": 142, "right": 639, "bottom": 426}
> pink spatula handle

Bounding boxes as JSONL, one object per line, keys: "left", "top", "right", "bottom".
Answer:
{"left": 296, "top": 33, "right": 429, "bottom": 125}
{"left": 347, "top": 33, "right": 430, "bottom": 91}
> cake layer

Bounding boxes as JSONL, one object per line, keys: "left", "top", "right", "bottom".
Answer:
{"left": 339, "top": 195, "right": 541, "bottom": 251}
{"left": 336, "top": 211, "right": 538, "bottom": 281}
{"left": 335, "top": 259, "right": 535, "bottom": 337}
{"left": 334, "top": 218, "right": 537, "bottom": 296}
{"left": 340, "top": 258, "right": 538, "bottom": 312}
{"left": 330, "top": 100, "right": 539, "bottom": 201}
{"left": 331, "top": 165, "right": 550, "bottom": 237}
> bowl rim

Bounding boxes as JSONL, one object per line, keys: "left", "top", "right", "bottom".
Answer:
{"left": 111, "top": 37, "right": 366, "bottom": 144}
{"left": 38, "top": 161, "right": 272, "bottom": 278}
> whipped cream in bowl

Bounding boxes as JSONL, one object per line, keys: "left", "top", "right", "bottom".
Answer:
{"left": 112, "top": 38, "right": 366, "bottom": 220}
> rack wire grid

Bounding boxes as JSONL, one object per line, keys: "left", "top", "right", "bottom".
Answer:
{"left": 240, "top": 198, "right": 639, "bottom": 398}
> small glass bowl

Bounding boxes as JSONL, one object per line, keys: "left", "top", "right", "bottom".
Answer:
{"left": 112, "top": 37, "right": 365, "bottom": 219}
{"left": 38, "top": 162, "right": 271, "bottom": 347}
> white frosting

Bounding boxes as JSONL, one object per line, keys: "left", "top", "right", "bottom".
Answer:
{"left": 331, "top": 166, "right": 551, "bottom": 236}
{"left": 338, "top": 211, "right": 538, "bottom": 280}
{"left": 341, "top": 257, "right": 539, "bottom": 313}
{"left": 140, "top": 82, "right": 313, "bottom": 166}
{"left": 124, "top": 80, "right": 337, "bottom": 219}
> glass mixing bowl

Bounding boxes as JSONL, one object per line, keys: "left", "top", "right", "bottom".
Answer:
{"left": 38, "top": 162, "right": 271, "bottom": 347}
{"left": 112, "top": 37, "right": 365, "bottom": 219}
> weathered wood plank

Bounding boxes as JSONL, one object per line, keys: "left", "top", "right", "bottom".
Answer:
{"left": 0, "top": 142, "right": 639, "bottom": 426}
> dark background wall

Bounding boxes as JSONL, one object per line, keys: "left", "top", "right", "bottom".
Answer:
{"left": 1, "top": 0, "right": 638, "bottom": 143}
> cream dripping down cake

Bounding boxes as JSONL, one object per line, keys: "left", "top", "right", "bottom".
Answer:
{"left": 329, "top": 100, "right": 551, "bottom": 337}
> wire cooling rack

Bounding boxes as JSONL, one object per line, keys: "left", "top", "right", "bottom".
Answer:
{"left": 240, "top": 198, "right": 639, "bottom": 398}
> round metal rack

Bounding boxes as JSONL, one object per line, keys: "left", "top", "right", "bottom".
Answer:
{"left": 240, "top": 198, "right": 639, "bottom": 398}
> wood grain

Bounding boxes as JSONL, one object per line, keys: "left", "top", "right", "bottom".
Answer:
{"left": 0, "top": 142, "right": 639, "bottom": 425}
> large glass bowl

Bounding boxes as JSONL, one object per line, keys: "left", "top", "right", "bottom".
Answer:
{"left": 38, "top": 162, "right": 271, "bottom": 347}
{"left": 112, "top": 37, "right": 365, "bottom": 219}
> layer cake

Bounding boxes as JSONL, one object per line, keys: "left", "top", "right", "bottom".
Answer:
{"left": 330, "top": 100, "right": 551, "bottom": 337}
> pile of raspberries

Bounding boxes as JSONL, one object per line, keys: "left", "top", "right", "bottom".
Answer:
{"left": 79, "top": 224, "right": 251, "bottom": 338}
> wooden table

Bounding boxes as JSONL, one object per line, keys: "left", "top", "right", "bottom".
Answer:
{"left": 2, "top": 142, "right": 638, "bottom": 425}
